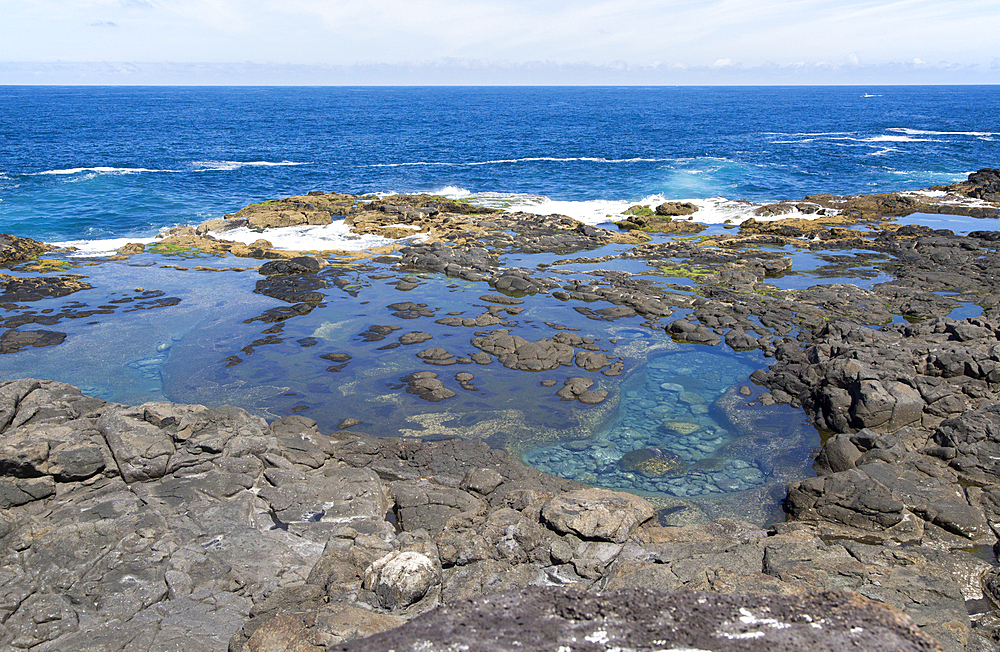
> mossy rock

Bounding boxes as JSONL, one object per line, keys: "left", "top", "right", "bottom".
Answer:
{"left": 623, "top": 205, "right": 655, "bottom": 217}
{"left": 617, "top": 447, "right": 686, "bottom": 478}
{"left": 615, "top": 215, "right": 707, "bottom": 234}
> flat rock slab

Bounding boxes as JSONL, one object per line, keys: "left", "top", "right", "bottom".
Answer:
{"left": 331, "top": 586, "right": 943, "bottom": 652}
{"left": 541, "top": 487, "right": 653, "bottom": 543}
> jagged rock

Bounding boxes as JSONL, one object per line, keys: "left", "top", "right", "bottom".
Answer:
{"left": 933, "top": 168, "right": 1000, "bottom": 202}
{"left": 0, "top": 233, "right": 53, "bottom": 264}
{"left": 258, "top": 256, "right": 326, "bottom": 276}
{"left": 933, "top": 404, "right": 1000, "bottom": 483}
{"left": 656, "top": 201, "right": 699, "bottom": 216}
{"left": 392, "top": 481, "right": 484, "bottom": 532}
{"left": 470, "top": 329, "right": 576, "bottom": 371}
{"left": 668, "top": 318, "right": 722, "bottom": 345}
{"left": 254, "top": 273, "right": 326, "bottom": 303}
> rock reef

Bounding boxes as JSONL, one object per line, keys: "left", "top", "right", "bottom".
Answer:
{"left": 4, "top": 169, "right": 1000, "bottom": 651}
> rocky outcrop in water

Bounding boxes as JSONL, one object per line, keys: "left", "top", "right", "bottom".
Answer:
{"left": 0, "top": 234, "right": 52, "bottom": 266}
{"left": 933, "top": 169, "right": 1000, "bottom": 202}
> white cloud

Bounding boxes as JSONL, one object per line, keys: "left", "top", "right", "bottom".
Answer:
{"left": 0, "top": 0, "right": 998, "bottom": 82}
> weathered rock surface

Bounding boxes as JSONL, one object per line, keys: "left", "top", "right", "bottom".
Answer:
{"left": 0, "top": 233, "right": 52, "bottom": 265}
{"left": 0, "top": 379, "right": 993, "bottom": 652}
{"left": 330, "top": 586, "right": 944, "bottom": 652}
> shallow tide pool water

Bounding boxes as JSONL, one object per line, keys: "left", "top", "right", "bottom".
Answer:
{"left": 1, "top": 246, "right": 826, "bottom": 524}
{"left": 523, "top": 348, "right": 819, "bottom": 524}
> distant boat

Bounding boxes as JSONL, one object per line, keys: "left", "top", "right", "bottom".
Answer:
{"left": 862, "top": 93, "right": 880, "bottom": 98}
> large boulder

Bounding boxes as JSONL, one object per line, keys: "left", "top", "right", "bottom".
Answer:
{"left": 363, "top": 551, "right": 441, "bottom": 610}
{"left": 0, "top": 233, "right": 52, "bottom": 265}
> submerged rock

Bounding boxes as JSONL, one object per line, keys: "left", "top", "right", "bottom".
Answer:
{"left": 616, "top": 447, "right": 686, "bottom": 478}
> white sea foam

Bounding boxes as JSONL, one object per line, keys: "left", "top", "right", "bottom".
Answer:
{"left": 763, "top": 132, "right": 853, "bottom": 137}
{"left": 867, "top": 147, "right": 901, "bottom": 156}
{"left": 368, "top": 161, "right": 457, "bottom": 168}
{"left": 859, "top": 134, "right": 932, "bottom": 143}
{"left": 367, "top": 156, "right": 675, "bottom": 168}
{"left": 212, "top": 220, "right": 427, "bottom": 251}
{"left": 901, "top": 189, "right": 996, "bottom": 207}
{"left": 190, "top": 160, "right": 312, "bottom": 171}
{"left": 434, "top": 185, "right": 473, "bottom": 199}
{"left": 498, "top": 194, "right": 767, "bottom": 226}
{"left": 35, "top": 166, "right": 172, "bottom": 175}
{"left": 769, "top": 132, "right": 935, "bottom": 145}
{"left": 889, "top": 127, "right": 1000, "bottom": 137}
{"left": 52, "top": 218, "right": 423, "bottom": 257}
{"left": 54, "top": 236, "right": 159, "bottom": 256}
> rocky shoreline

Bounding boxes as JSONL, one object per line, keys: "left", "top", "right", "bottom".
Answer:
{"left": 2, "top": 170, "right": 1000, "bottom": 651}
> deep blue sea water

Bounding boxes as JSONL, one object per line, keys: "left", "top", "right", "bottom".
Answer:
{"left": 2, "top": 86, "right": 998, "bottom": 245}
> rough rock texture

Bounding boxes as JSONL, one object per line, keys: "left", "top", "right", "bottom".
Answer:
{"left": 933, "top": 168, "right": 1000, "bottom": 202}
{"left": 0, "top": 233, "right": 52, "bottom": 265}
{"left": 0, "top": 379, "right": 992, "bottom": 652}
{"left": 330, "top": 586, "right": 944, "bottom": 652}
{"left": 225, "top": 193, "right": 359, "bottom": 230}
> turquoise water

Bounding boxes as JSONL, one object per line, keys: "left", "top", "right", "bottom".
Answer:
{"left": 523, "top": 348, "right": 817, "bottom": 523}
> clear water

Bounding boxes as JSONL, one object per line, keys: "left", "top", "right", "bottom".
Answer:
{"left": 523, "top": 348, "right": 818, "bottom": 524}
{"left": 0, "top": 246, "right": 821, "bottom": 524}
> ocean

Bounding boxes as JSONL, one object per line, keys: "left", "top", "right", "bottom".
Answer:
{"left": 1, "top": 85, "right": 999, "bottom": 523}
{"left": 2, "top": 86, "right": 998, "bottom": 249}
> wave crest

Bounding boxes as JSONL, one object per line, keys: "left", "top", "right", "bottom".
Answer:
{"left": 34, "top": 166, "right": 171, "bottom": 176}
{"left": 190, "top": 160, "right": 312, "bottom": 171}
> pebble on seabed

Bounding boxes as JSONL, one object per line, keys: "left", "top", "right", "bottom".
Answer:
{"left": 523, "top": 350, "right": 767, "bottom": 498}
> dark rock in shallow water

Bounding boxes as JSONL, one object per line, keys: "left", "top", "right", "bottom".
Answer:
{"left": 617, "top": 447, "right": 686, "bottom": 478}
{"left": 253, "top": 273, "right": 326, "bottom": 303}
{"left": 0, "top": 328, "right": 66, "bottom": 353}
{"left": 330, "top": 586, "right": 944, "bottom": 652}
{"left": 258, "top": 255, "right": 325, "bottom": 276}
{"left": 668, "top": 318, "right": 722, "bottom": 345}
{"left": 400, "top": 370, "right": 456, "bottom": 402}
{"left": 0, "top": 274, "right": 92, "bottom": 303}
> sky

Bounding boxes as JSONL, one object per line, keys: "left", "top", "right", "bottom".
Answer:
{"left": 1, "top": 0, "right": 998, "bottom": 84}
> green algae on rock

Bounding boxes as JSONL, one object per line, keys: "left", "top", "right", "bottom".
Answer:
{"left": 617, "top": 447, "right": 687, "bottom": 478}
